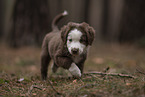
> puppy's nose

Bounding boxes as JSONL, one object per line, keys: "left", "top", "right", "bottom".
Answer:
{"left": 71, "top": 48, "right": 79, "bottom": 55}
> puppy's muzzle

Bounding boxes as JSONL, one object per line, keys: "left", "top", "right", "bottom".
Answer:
{"left": 71, "top": 48, "right": 79, "bottom": 55}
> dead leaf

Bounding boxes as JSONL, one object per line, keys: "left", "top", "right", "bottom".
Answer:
{"left": 43, "top": 88, "right": 46, "bottom": 91}
{"left": 73, "top": 79, "right": 77, "bottom": 83}
{"left": 18, "top": 78, "right": 24, "bottom": 82}
{"left": 126, "top": 83, "right": 132, "bottom": 86}
{"left": 33, "top": 93, "right": 37, "bottom": 96}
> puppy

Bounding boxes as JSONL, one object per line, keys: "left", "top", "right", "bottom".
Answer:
{"left": 41, "top": 11, "right": 95, "bottom": 80}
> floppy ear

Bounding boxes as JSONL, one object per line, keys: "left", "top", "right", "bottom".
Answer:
{"left": 60, "top": 25, "right": 68, "bottom": 43}
{"left": 60, "top": 22, "right": 78, "bottom": 44}
{"left": 80, "top": 22, "right": 95, "bottom": 45}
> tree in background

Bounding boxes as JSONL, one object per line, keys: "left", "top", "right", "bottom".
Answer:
{"left": 0, "top": 0, "right": 4, "bottom": 38}
{"left": 4, "top": 0, "right": 145, "bottom": 47}
{"left": 119, "top": 0, "right": 145, "bottom": 43}
{"left": 8, "top": 0, "right": 89, "bottom": 47}
{"left": 9, "top": 0, "right": 50, "bottom": 47}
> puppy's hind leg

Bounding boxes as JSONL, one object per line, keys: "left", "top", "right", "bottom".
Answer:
{"left": 51, "top": 63, "right": 58, "bottom": 73}
{"left": 41, "top": 50, "right": 51, "bottom": 80}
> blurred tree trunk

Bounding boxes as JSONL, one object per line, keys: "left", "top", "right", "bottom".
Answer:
{"left": 9, "top": 0, "right": 50, "bottom": 47}
{"left": 84, "top": 0, "right": 90, "bottom": 22}
{"left": 119, "top": 0, "right": 145, "bottom": 43}
{"left": 48, "top": 0, "right": 88, "bottom": 28}
{"left": 101, "top": 0, "right": 109, "bottom": 40}
{"left": 103, "top": 0, "right": 124, "bottom": 43}
{"left": 87, "top": 0, "right": 103, "bottom": 43}
{"left": 0, "top": 0, "right": 4, "bottom": 38}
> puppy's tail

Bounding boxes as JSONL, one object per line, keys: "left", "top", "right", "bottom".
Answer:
{"left": 52, "top": 10, "right": 68, "bottom": 31}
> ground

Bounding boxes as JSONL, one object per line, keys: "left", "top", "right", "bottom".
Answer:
{"left": 0, "top": 43, "right": 145, "bottom": 96}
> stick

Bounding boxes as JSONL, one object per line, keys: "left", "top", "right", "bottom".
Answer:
{"left": 84, "top": 72, "right": 136, "bottom": 79}
{"left": 76, "top": 83, "right": 96, "bottom": 92}
{"left": 103, "top": 66, "right": 110, "bottom": 73}
{"left": 47, "top": 79, "right": 62, "bottom": 95}
{"left": 136, "top": 68, "right": 145, "bottom": 75}
{"left": 27, "top": 82, "right": 62, "bottom": 96}
{"left": 73, "top": 83, "right": 96, "bottom": 95}
{"left": 27, "top": 85, "right": 42, "bottom": 95}
{"left": 136, "top": 65, "right": 145, "bottom": 75}
{"left": 27, "top": 85, "right": 34, "bottom": 95}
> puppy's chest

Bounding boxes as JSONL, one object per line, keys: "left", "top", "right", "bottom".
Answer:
{"left": 72, "top": 55, "right": 83, "bottom": 63}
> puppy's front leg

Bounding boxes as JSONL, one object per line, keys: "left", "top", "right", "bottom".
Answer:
{"left": 54, "top": 55, "right": 73, "bottom": 69}
{"left": 69, "top": 63, "right": 81, "bottom": 77}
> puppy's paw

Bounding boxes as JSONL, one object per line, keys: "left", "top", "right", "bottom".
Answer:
{"left": 69, "top": 63, "right": 81, "bottom": 77}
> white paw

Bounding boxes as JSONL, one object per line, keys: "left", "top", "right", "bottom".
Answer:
{"left": 69, "top": 63, "right": 81, "bottom": 77}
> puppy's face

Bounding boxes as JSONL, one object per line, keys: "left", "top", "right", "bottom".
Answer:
{"left": 61, "top": 22, "right": 95, "bottom": 56}
{"left": 67, "top": 29, "right": 87, "bottom": 56}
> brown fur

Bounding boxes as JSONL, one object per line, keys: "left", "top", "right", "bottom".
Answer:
{"left": 61, "top": 22, "right": 95, "bottom": 45}
{"left": 41, "top": 21, "right": 95, "bottom": 80}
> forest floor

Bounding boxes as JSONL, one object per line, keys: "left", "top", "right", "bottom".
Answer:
{"left": 0, "top": 43, "right": 145, "bottom": 97}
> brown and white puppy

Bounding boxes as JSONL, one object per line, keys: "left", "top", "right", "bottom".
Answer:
{"left": 41, "top": 11, "right": 95, "bottom": 80}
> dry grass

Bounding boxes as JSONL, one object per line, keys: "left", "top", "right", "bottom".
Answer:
{"left": 0, "top": 43, "right": 145, "bottom": 96}
{"left": 1, "top": 71, "right": 145, "bottom": 97}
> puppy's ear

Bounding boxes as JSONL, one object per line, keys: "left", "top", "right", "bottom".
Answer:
{"left": 80, "top": 22, "right": 95, "bottom": 45}
{"left": 61, "top": 22, "right": 77, "bottom": 43}
{"left": 61, "top": 25, "right": 68, "bottom": 43}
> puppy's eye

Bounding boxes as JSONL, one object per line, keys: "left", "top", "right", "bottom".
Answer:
{"left": 69, "top": 39, "right": 72, "bottom": 42}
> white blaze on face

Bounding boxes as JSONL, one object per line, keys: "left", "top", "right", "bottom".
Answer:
{"left": 67, "top": 29, "right": 86, "bottom": 55}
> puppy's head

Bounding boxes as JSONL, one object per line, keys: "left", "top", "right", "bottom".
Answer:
{"left": 61, "top": 22, "right": 95, "bottom": 56}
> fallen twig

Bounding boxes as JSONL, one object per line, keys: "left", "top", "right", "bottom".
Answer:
{"left": 103, "top": 66, "right": 110, "bottom": 73}
{"left": 136, "top": 66, "right": 145, "bottom": 75}
{"left": 47, "top": 79, "right": 62, "bottom": 95}
{"left": 26, "top": 85, "right": 43, "bottom": 96}
{"left": 73, "top": 83, "right": 96, "bottom": 96}
{"left": 27, "top": 85, "right": 34, "bottom": 95}
{"left": 76, "top": 83, "right": 96, "bottom": 92}
{"left": 84, "top": 72, "right": 136, "bottom": 79}
{"left": 27, "top": 81, "right": 62, "bottom": 96}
